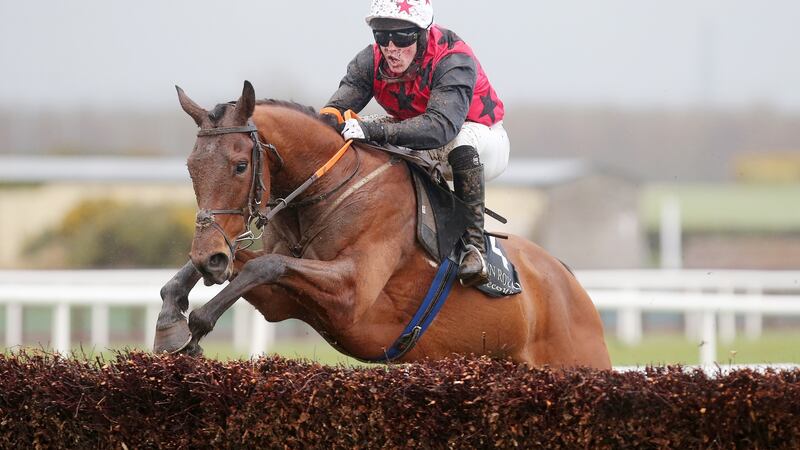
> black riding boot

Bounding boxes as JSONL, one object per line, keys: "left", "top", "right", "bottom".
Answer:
{"left": 449, "top": 145, "right": 489, "bottom": 287}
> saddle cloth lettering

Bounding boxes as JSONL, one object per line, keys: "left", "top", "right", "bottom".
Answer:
{"left": 476, "top": 235, "right": 523, "bottom": 297}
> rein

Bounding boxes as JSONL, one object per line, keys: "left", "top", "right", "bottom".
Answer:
{"left": 194, "top": 120, "right": 355, "bottom": 259}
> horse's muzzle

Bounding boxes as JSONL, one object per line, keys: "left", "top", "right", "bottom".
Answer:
{"left": 191, "top": 251, "right": 231, "bottom": 285}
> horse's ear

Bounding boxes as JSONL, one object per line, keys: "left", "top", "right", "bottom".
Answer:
{"left": 233, "top": 80, "right": 256, "bottom": 124}
{"left": 176, "top": 85, "right": 207, "bottom": 127}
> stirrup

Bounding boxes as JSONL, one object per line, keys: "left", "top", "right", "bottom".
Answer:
{"left": 458, "top": 244, "right": 488, "bottom": 286}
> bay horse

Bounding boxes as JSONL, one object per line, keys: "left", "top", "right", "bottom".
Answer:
{"left": 154, "top": 81, "right": 611, "bottom": 369}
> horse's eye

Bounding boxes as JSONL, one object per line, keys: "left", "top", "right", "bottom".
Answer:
{"left": 235, "top": 162, "right": 248, "bottom": 174}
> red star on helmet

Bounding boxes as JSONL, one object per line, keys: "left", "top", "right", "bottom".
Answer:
{"left": 396, "top": 0, "right": 413, "bottom": 14}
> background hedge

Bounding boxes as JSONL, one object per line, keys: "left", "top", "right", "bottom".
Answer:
{"left": 0, "top": 352, "right": 798, "bottom": 449}
{"left": 24, "top": 199, "right": 195, "bottom": 268}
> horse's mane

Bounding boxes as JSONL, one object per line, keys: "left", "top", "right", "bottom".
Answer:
{"left": 207, "top": 99, "right": 322, "bottom": 126}
{"left": 256, "top": 99, "right": 319, "bottom": 121}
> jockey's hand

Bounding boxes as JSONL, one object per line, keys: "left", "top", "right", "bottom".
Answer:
{"left": 319, "top": 112, "right": 343, "bottom": 131}
{"left": 341, "top": 118, "right": 370, "bottom": 142}
{"left": 341, "top": 118, "right": 388, "bottom": 144}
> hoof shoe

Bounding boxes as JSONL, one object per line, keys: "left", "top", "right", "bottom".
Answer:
{"left": 153, "top": 320, "right": 192, "bottom": 354}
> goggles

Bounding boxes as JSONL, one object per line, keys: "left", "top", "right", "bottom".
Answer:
{"left": 373, "top": 29, "right": 420, "bottom": 48}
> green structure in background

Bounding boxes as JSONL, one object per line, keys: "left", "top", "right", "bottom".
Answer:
{"left": 642, "top": 184, "right": 800, "bottom": 234}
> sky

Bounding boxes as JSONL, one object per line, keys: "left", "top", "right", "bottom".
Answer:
{"left": 1, "top": 0, "right": 799, "bottom": 111}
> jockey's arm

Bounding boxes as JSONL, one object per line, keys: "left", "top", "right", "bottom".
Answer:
{"left": 366, "top": 53, "right": 477, "bottom": 150}
{"left": 325, "top": 46, "right": 375, "bottom": 115}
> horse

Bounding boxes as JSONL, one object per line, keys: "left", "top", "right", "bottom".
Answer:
{"left": 154, "top": 81, "right": 611, "bottom": 369}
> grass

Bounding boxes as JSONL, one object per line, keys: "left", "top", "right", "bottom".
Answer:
{"left": 2, "top": 339, "right": 365, "bottom": 367}
{"left": 6, "top": 332, "right": 799, "bottom": 368}
{"left": 607, "top": 331, "right": 800, "bottom": 366}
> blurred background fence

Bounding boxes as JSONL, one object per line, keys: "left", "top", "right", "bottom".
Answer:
{"left": 2, "top": 268, "right": 800, "bottom": 367}
{"left": 2, "top": 1, "right": 800, "bottom": 366}
{"left": 2, "top": 151, "right": 800, "bottom": 366}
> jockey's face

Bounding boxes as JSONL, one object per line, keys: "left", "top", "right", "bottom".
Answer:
{"left": 380, "top": 41, "right": 417, "bottom": 75}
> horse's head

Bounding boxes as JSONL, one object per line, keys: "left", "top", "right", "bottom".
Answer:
{"left": 177, "top": 81, "right": 267, "bottom": 285}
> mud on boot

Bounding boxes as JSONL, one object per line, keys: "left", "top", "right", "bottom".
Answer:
{"left": 449, "top": 145, "right": 489, "bottom": 286}
{"left": 459, "top": 241, "right": 488, "bottom": 286}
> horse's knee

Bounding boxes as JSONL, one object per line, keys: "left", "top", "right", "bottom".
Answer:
{"left": 159, "top": 283, "right": 190, "bottom": 325}
{"left": 161, "top": 262, "right": 200, "bottom": 306}
{"left": 160, "top": 277, "right": 192, "bottom": 312}
{"left": 187, "top": 309, "right": 214, "bottom": 338}
{"left": 160, "top": 281, "right": 183, "bottom": 301}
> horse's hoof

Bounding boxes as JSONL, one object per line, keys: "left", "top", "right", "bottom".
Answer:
{"left": 183, "top": 341, "right": 204, "bottom": 357}
{"left": 153, "top": 320, "right": 192, "bottom": 354}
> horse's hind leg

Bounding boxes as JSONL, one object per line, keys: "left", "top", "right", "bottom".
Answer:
{"left": 153, "top": 261, "right": 202, "bottom": 353}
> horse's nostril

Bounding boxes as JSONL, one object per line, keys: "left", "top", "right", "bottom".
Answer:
{"left": 207, "top": 253, "right": 229, "bottom": 271}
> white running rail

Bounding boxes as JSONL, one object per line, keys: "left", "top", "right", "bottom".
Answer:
{"left": 0, "top": 270, "right": 274, "bottom": 358}
{"left": 2, "top": 269, "right": 800, "bottom": 365}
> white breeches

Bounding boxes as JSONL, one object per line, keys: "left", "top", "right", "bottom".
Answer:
{"left": 433, "top": 120, "right": 510, "bottom": 181}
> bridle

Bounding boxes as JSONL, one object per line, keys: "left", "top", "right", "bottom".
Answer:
{"left": 194, "top": 121, "right": 277, "bottom": 258}
{"left": 193, "top": 120, "right": 356, "bottom": 260}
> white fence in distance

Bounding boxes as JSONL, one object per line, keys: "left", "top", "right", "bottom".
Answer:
{"left": 2, "top": 269, "right": 800, "bottom": 366}
{"left": 0, "top": 270, "right": 271, "bottom": 357}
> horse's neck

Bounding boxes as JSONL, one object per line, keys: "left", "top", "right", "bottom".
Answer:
{"left": 256, "top": 108, "right": 345, "bottom": 195}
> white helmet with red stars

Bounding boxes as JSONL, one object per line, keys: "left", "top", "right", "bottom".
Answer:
{"left": 366, "top": 0, "right": 434, "bottom": 30}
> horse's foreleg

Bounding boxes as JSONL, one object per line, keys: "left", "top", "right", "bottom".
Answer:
{"left": 184, "top": 254, "right": 355, "bottom": 354}
{"left": 153, "top": 261, "right": 202, "bottom": 353}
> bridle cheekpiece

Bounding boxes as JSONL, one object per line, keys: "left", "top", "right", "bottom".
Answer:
{"left": 195, "top": 121, "right": 277, "bottom": 257}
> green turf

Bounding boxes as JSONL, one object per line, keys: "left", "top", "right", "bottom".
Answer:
{"left": 6, "top": 329, "right": 800, "bottom": 367}
{"left": 607, "top": 332, "right": 800, "bottom": 366}
{"left": 4, "top": 339, "right": 363, "bottom": 367}
{"left": 641, "top": 183, "right": 800, "bottom": 232}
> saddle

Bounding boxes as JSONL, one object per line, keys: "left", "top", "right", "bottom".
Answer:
{"left": 360, "top": 142, "right": 523, "bottom": 298}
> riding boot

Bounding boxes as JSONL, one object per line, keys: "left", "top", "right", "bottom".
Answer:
{"left": 449, "top": 145, "right": 489, "bottom": 287}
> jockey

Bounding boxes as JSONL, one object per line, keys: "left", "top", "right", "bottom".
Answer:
{"left": 321, "top": 0, "right": 510, "bottom": 287}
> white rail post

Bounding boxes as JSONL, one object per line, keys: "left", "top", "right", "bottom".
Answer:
{"left": 233, "top": 302, "right": 251, "bottom": 352}
{"left": 661, "top": 196, "right": 703, "bottom": 343}
{"left": 53, "top": 303, "right": 71, "bottom": 354}
{"left": 684, "top": 307, "right": 702, "bottom": 341}
{"left": 5, "top": 303, "right": 23, "bottom": 349}
{"left": 745, "top": 283, "right": 763, "bottom": 340}
{"left": 699, "top": 308, "right": 717, "bottom": 366}
{"left": 618, "top": 308, "right": 643, "bottom": 346}
{"left": 91, "top": 304, "right": 110, "bottom": 349}
{"left": 249, "top": 313, "right": 275, "bottom": 358}
{"left": 617, "top": 290, "right": 642, "bottom": 346}
{"left": 719, "top": 286, "right": 736, "bottom": 344}
{"left": 660, "top": 196, "right": 682, "bottom": 269}
{"left": 145, "top": 304, "right": 161, "bottom": 351}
